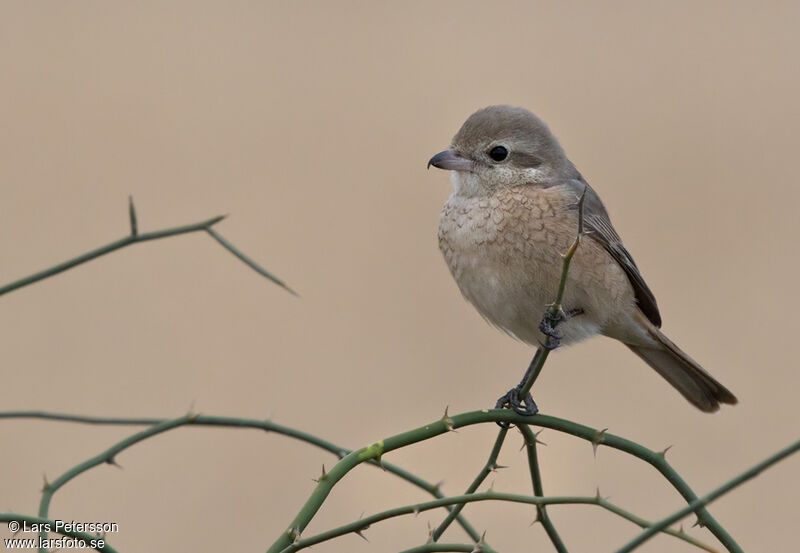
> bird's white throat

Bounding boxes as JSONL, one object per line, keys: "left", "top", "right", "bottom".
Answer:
{"left": 450, "top": 167, "right": 547, "bottom": 197}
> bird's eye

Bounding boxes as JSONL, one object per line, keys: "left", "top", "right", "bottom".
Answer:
{"left": 488, "top": 145, "right": 508, "bottom": 162}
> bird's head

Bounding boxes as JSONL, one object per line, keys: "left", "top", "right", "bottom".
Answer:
{"left": 428, "top": 105, "right": 573, "bottom": 196}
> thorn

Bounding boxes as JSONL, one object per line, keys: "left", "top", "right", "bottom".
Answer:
{"left": 426, "top": 521, "right": 434, "bottom": 543}
{"left": 591, "top": 428, "right": 608, "bottom": 457}
{"left": 352, "top": 512, "right": 371, "bottom": 541}
{"left": 441, "top": 406, "right": 456, "bottom": 432}
{"left": 692, "top": 517, "right": 705, "bottom": 528}
{"left": 658, "top": 445, "right": 674, "bottom": 459}
{"left": 413, "top": 505, "right": 421, "bottom": 517}
{"left": 42, "top": 473, "right": 50, "bottom": 492}
{"left": 128, "top": 195, "right": 138, "bottom": 237}
{"left": 287, "top": 527, "right": 300, "bottom": 543}
{"left": 593, "top": 486, "right": 611, "bottom": 501}
{"left": 531, "top": 506, "right": 544, "bottom": 526}
{"left": 487, "top": 479, "right": 496, "bottom": 493}
{"left": 106, "top": 456, "right": 123, "bottom": 469}
{"left": 490, "top": 463, "right": 508, "bottom": 472}
{"left": 678, "top": 523, "right": 684, "bottom": 534}
{"left": 520, "top": 428, "right": 546, "bottom": 450}
{"left": 338, "top": 450, "right": 348, "bottom": 459}
{"left": 471, "top": 531, "right": 487, "bottom": 552}
{"left": 431, "top": 480, "right": 444, "bottom": 495}
{"left": 186, "top": 401, "right": 199, "bottom": 422}
{"left": 311, "top": 464, "right": 328, "bottom": 483}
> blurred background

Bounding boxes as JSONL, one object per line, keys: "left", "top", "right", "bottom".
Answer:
{"left": 1, "top": 2, "right": 798, "bottom": 552}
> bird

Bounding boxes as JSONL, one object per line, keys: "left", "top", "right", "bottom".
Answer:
{"left": 428, "top": 105, "right": 737, "bottom": 413}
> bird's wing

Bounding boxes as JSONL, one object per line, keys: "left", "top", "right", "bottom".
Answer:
{"left": 566, "top": 179, "right": 662, "bottom": 327}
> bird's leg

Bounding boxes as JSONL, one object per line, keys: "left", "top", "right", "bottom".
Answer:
{"left": 494, "top": 307, "right": 586, "bottom": 421}
{"left": 495, "top": 355, "right": 540, "bottom": 417}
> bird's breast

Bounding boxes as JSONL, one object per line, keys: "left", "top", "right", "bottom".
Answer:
{"left": 437, "top": 185, "right": 633, "bottom": 346}
{"left": 438, "top": 187, "right": 573, "bottom": 342}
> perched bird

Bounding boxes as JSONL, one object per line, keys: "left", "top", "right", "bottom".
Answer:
{"left": 428, "top": 105, "right": 737, "bottom": 413}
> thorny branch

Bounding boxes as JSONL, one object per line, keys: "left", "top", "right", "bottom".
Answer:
{"left": 0, "top": 411, "right": 482, "bottom": 548}
{"left": 0, "top": 197, "right": 295, "bottom": 298}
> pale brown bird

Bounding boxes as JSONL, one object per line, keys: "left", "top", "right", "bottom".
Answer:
{"left": 429, "top": 105, "right": 737, "bottom": 413}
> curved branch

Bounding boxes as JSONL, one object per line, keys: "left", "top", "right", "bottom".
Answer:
{"left": 36, "top": 414, "right": 197, "bottom": 550}
{"left": 615, "top": 436, "right": 800, "bottom": 552}
{"left": 281, "top": 491, "right": 717, "bottom": 553}
{"left": 0, "top": 411, "right": 480, "bottom": 542}
{"left": 1, "top": 409, "right": 741, "bottom": 553}
{"left": 264, "top": 409, "right": 738, "bottom": 553}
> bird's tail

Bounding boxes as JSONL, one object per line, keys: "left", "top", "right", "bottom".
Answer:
{"left": 627, "top": 311, "right": 737, "bottom": 412}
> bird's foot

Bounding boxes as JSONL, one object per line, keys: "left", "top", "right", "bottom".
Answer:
{"left": 539, "top": 309, "right": 565, "bottom": 348}
{"left": 539, "top": 307, "right": 584, "bottom": 349}
{"left": 495, "top": 385, "right": 539, "bottom": 418}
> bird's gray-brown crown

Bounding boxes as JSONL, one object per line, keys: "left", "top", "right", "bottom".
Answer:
{"left": 428, "top": 105, "right": 578, "bottom": 189}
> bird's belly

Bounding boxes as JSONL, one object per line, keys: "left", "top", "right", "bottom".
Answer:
{"left": 438, "top": 196, "right": 603, "bottom": 346}
{"left": 444, "top": 247, "right": 602, "bottom": 346}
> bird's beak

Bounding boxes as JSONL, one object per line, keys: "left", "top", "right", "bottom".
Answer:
{"left": 427, "top": 149, "right": 474, "bottom": 172}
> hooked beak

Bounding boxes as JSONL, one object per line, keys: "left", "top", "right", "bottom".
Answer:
{"left": 427, "top": 149, "right": 474, "bottom": 172}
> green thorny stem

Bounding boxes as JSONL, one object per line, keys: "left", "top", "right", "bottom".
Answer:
{"left": 34, "top": 415, "right": 196, "bottom": 552}
{"left": 431, "top": 427, "right": 509, "bottom": 541}
{"left": 0, "top": 196, "right": 295, "bottom": 298}
{"left": 519, "top": 424, "right": 568, "bottom": 552}
{"left": 614, "top": 435, "right": 800, "bottom": 553}
{"left": 3, "top": 409, "right": 768, "bottom": 553}
{"left": 0, "top": 411, "right": 482, "bottom": 549}
{"left": 285, "top": 490, "right": 721, "bottom": 553}
{"left": 265, "top": 409, "right": 752, "bottom": 553}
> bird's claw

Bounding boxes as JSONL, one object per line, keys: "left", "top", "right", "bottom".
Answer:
{"left": 495, "top": 386, "right": 539, "bottom": 427}
{"left": 539, "top": 307, "right": 583, "bottom": 349}
{"left": 539, "top": 310, "right": 564, "bottom": 348}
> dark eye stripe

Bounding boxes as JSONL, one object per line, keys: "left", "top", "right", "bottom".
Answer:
{"left": 513, "top": 152, "right": 543, "bottom": 168}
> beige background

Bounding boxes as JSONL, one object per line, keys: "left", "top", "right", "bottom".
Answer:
{"left": 1, "top": 2, "right": 798, "bottom": 552}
